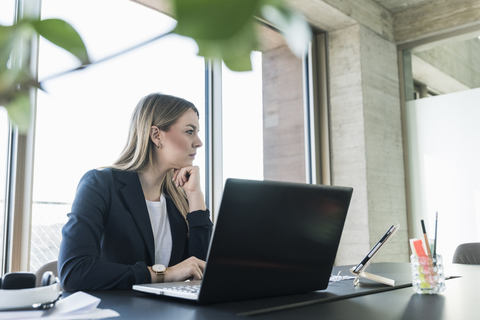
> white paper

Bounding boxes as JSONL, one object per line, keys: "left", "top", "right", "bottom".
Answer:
{"left": 0, "top": 292, "right": 119, "bottom": 320}
{"left": 46, "top": 292, "right": 100, "bottom": 315}
{"left": 45, "top": 308, "right": 120, "bottom": 320}
{"left": 329, "top": 274, "right": 356, "bottom": 282}
{"left": 0, "top": 310, "right": 45, "bottom": 319}
{"left": 45, "top": 292, "right": 120, "bottom": 319}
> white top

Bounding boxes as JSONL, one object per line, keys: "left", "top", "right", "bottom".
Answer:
{"left": 146, "top": 194, "right": 172, "bottom": 266}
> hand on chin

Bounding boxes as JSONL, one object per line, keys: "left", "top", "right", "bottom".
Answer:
{"left": 172, "top": 165, "right": 200, "bottom": 191}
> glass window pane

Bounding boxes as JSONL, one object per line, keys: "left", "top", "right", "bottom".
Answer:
{"left": 222, "top": 25, "right": 305, "bottom": 184}
{"left": 31, "top": 0, "right": 205, "bottom": 271}
{"left": 0, "top": 109, "right": 9, "bottom": 270}
{"left": 222, "top": 52, "right": 264, "bottom": 181}
{"left": 0, "top": 0, "right": 16, "bottom": 273}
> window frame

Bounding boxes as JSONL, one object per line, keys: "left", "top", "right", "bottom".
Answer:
{"left": 2, "top": 0, "right": 41, "bottom": 274}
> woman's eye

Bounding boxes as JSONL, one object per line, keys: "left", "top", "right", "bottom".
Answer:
{"left": 186, "top": 130, "right": 194, "bottom": 135}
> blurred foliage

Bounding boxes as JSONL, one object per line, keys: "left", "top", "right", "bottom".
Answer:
{"left": 0, "top": 0, "right": 311, "bottom": 133}
{"left": 0, "top": 18, "right": 89, "bottom": 132}
{"left": 172, "top": 0, "right": 311, "bottom": 70}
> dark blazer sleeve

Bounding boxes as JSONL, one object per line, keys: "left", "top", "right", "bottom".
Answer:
{"left": 164, "top": 197, "right": 213, "bottom": 265}
{"left": 187, "top": 210, "right": 213, "bottom": 260}
{"left": 58, "top": 169, "right": 152, "bottom": 291}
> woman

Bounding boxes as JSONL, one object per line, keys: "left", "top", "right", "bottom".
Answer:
{"left": 58, "top": 93, "right": 213, "bottom": 291}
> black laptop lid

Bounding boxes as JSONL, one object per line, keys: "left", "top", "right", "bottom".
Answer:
{"left": 198, "top": 178, "right": 353, "bottom": 304}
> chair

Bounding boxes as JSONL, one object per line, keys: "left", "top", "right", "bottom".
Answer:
{"left": 35, "top": 260, "right": 58, "bottom": 287}
{"left": 452, "top": 243, "right": 480, "bottom": 264}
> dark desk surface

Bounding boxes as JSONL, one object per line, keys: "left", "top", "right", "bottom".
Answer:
{"left": 83, "top": 262, "right": 478, "bottom": 320}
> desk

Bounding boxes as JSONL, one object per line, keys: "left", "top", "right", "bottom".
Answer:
{"left": 82, "top": 263, "right": 479, "bottom": 319}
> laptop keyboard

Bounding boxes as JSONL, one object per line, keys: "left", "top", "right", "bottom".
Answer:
{"left": 163, "top": 284, "right": 201, "bottom": 294}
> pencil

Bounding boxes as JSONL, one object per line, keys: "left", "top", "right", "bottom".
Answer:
{"left": 421, "top": 220, "right": 431, "bottom": 257}
{"left": 433, "top": 212, "right": 438, "bottom": 259}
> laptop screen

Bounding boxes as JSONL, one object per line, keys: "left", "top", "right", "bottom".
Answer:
{"left": 198, "top": 178, "right": 353, "bottom": 304}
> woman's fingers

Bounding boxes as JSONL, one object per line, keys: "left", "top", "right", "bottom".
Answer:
{"left": 172, "top": 169, "right": 179, "bottom": 182}
{"left": 171, "top": 167, "right": 206, "bottom": 211}
{"left": 172, "top": 166, "right": 200, "bottom": 189}
{"left": 189, "top": 263, "right": 203, "bottom": 281}
{"left": 164, "top": 257, "right": 206, "bottom": 282}
{"left": 172, "top": 168, "right": 186, "bottom": 187}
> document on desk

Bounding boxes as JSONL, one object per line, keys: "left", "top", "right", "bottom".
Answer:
{"left": 0, "top": 292, "right": 119, "bottom": 320}
{"left": 329, "top": 274, "right": 356, "bottom": 282}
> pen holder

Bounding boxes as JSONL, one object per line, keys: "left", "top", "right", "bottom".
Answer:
{"left": 410, "top": 254, "right": 445, "bottom": 294}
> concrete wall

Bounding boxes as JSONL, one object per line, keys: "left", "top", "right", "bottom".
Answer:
{"left": 393, "top": 0, "right": 480, "bottom": 45}
{"left": 329, "top": 24, "right": 409, "bottom": 264}
{"left": 360, "top": 25, "right": 409, "bottom": 262}
{"left": 414, "top": 39, "right": 480, "bottom": 90}
{"left": 262, "top": 45, "right": 306, "bottom": 183}
{"left": 328, "top": 25, "right": 371, "bottom": 263}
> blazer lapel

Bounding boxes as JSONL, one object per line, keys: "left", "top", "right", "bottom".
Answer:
{"left": 116, "top": 170, "right": 155, "bottom": 265}
{"left": 165, "top": 196, "right": 188, "bottom": 266}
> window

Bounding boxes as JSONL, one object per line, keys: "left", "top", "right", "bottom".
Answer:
{"left": 30, "top": 0, "right": 205, "bottom": 271}
{"left": 221, "top": 25, "right": 307, "bottom": 184}
{"left": 222, "top": 52, "right": 264, "bottom": 181}
{"left": 2, "top": 0, "right": 321, "bottom": 272}
{"left": 0, "top": 109, "right": 9, "bottom": 273}
{"left": 413, "top": 81, "right": 438, "bottom": 99}
{"left": 0, "top": 0, "right": 16, "bottom": 274}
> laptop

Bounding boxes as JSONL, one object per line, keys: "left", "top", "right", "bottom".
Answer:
{"left": 133, "top": 178, "right": 353, "bottom": 304}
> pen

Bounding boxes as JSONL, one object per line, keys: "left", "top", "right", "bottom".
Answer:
{"left": 353, "top": 225, "right": 395, "bottom": 273}
{"left": 433, "top": 212, "right": 438, "bottom": 259}
{"left": 421, "top": 220, "right": 431, "bottom": 257}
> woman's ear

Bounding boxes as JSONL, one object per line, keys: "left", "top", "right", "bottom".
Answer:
{"left": 150, "top": 126, "right": 163, "bottom": 147}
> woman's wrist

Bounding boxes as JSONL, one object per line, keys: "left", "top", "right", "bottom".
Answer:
{"left": 185, "top": 190, "right": 207, "bottom": 212}
{"left": 148, "top": 266, "right": 166, "bottom": 283}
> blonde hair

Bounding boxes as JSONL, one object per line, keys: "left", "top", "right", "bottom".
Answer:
{"left": 111, "top": 93, "right": 199, "bottom": 218}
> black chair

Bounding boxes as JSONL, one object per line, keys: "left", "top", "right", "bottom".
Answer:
{"left": 452, "top": 243, "right": 480, "bottom": 264}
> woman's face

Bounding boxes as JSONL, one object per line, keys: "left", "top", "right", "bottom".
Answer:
{"left": 158, "top": 109, "right": 203, "bottom": 169}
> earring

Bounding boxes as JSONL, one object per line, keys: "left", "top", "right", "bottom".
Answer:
{"left": 157, "top": 143, "right": 162, "bottom": 149}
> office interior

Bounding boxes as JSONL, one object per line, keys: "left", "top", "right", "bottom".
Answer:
{"left": 1, "top": 0, "right": 480, "bottom": 276}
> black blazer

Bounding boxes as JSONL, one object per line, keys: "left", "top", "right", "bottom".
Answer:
{"left": 58, "top": 168, "right": 213, "bottom": 291}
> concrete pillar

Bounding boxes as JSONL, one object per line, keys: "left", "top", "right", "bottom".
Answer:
{"left": 329, "top": 24, "right": 409, "bottom": 265}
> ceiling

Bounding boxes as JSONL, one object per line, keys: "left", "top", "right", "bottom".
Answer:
{"left": 371, "top": 0, "right": 438, "bottom": 13}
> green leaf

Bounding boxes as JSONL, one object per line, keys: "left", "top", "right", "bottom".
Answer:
{"left": 172, "top": 0, "right": 261, "bottom": 40}
{"left": 0, "top": 25, "right": 14, "bottom": 69}
{"left": 171, "top": 0, "right": 310, "bottom": 71}
{"left": 5, "top": 93, "right": 30, "bottom": 133}
{"left": 196, "top": 37, "right": 253, "bottom": 71}
{"left": 0, "top": 67, "right": 42, "bottom": 95}
{"left": 195, "top": 20, "right": 258, "bottom": 70}
{"left": 32, "top": 18, "right": 90, "bottom": 65}
{"left": 173, "top": 0, "right": 259, "bottom": 71}
{"left": 0, "top": 20, "right": 39, "bottom": 80}
{"left": 223, "top": 50, "right": 253, "bottom": 71}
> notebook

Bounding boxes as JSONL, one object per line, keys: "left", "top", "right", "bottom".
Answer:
{"left": 133, "top": 178, "right": 353, "bottom": 304}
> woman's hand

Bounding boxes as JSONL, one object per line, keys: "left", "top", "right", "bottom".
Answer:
{"left": 150, "top": 257, "right": 206, "bottom": 283}
{"left": 172, "top": 166, "right": 206, "bottom": 211}
{"left": 172, "top": 165, "right": 201, "bottom": 192}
